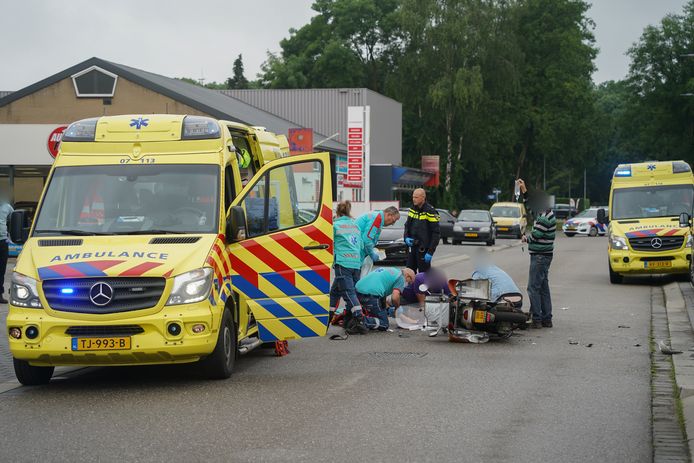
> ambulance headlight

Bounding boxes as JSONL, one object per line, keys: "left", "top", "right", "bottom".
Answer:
{"left": 687, "top": 234, "right": 692, "bottom": 247}
{"left": 610, "top": 234, "right": 628, "bottom": 250}
{"left": 10, "top": 273, "right": 42, "bottom": 308}
{"left": 167, "top": 268, "right": 214, "bottom": 305}
{"left": 181, "top": 116, "right": 221, "bottom": 140}
{"left": 62, "top": 118, "right": 98, "bottom": 141}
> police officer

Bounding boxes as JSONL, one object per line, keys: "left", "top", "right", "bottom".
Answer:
{"left": 404, "top": 188, "right": 440, "bottom": 273}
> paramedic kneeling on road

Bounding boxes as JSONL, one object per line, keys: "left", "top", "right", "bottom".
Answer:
{"left": 355, "top": 267, "right": 415, "bottom": 331}
{"left": 404, "top": 188, "right": 440, "bottom": 273}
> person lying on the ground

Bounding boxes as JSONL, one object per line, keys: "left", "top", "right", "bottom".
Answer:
{"left": 401, "top": 268, "right": 450, "bottom": 307}
{"left": 354, "top": 267, "right": 416, "bottom": 331}
{"left": 472, "top": 261, "right": 521, "bottom": 303}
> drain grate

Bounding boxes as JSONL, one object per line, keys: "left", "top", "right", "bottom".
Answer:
{"left": 369, "top": 352, "right": 428, "bottom": 359}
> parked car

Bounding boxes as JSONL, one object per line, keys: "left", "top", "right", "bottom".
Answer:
{"left": 8, "top": 201, "right": 38, "bottom": 257}
{"left": 452, "top": 210, "right": 496, "bottom": 246}
{"left": 563, "top": 207, "right": 608, "bottom": 237}
{"left": 490, "top": 202, "right": 527, "bottom": 238}
{"left": 375, "top": 209, "right": 409, "bottom": 264}
{"left": 552, "top": 203, "right": 577, "bottom": 220}
{"left": 437, "top": 209, "right": 457, "bottom": 244}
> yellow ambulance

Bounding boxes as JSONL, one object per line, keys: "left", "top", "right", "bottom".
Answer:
{"left": 598, "top": 161, "right": 693, "bottom": 284}
{"left": 6, "top": 114, "right": 334, "bottom": 384}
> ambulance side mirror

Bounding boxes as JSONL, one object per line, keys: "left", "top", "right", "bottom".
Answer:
{"left": 597, "top": 208, "right": 607, "bottom": 225}
{"left": 679, "top": 212, "right": 691, "bottom": 229}
{"left": 8, "top": 210, "right": 30, "bottom": 245}
{"left": 227, "top": 206, "right": 247, "bottom": 242}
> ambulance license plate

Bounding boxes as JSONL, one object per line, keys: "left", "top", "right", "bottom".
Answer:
{"left": 644, "top": 261, "right": 671, "bottom": 269}
{"left": 465, "top": 233, "right": 478, "bottom": 238}
{"left": 71, "top": 337, "right": 131, "bottom": 351}
{"left": 474, "top": 311, "right": 487, "bottom": 323}
{"left": 498, "top": 227, "right": 509, "bottom": 231}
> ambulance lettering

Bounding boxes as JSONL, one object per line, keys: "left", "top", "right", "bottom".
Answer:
{"left": 50, "top": 251, "right": 169, "bottom": 262}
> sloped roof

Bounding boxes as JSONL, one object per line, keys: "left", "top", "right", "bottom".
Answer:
{"left": 0, "top": 57, "right": 346, "bottom": 153}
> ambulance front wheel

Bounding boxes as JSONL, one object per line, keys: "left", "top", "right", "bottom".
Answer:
{"left": 201, "top": 308, "right": 237, "bottom": 379}
{"left": 13, "top": 358, "right": 54, "bottom": 386}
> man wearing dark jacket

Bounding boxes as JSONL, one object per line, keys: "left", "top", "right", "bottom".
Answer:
{"left": 518, "top": 179, "right": 556, "bottom": 329}
{"left": 404, "top": 188, "right": 440, "bottom": 273}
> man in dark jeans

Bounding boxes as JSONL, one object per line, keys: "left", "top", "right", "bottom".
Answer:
{"left": 518, "top": 179, "right": 556, "bottom": 328}
{"left": 0, "top": 193, "right": 14, "bottom": 304}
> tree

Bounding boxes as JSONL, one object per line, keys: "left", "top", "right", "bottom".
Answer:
{"left": 226, "top": 54, "right": 250, "bottom": 89}
{"left": 621, "top": 0, "right": 694, "bottom": 163}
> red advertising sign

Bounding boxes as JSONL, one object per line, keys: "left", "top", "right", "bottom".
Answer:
{"left": 47, "top": 126, "right": 68, "bottom": 158}
{"left": 288, "top": 128, "right": 314, "bottom": 155}
{"left": 422, "top": 155, "right": 440, "bottom": 187}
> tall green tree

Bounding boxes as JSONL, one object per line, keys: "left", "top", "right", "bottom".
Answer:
{"left": 226, "top": 54, "right": 250, "bottom": 89}
{"left": 622, "top": 1, "right": 694, "bottom": 163}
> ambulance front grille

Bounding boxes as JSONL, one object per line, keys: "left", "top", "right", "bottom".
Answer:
{"left": 628, "top": 236, "right": 684, "bottom": 252}
{"left": 42, "top": 277, "right": 166, "bottom": 314}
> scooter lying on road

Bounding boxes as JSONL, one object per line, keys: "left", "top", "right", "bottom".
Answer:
{"left": 446, "top": 278, "right": 528, "bottom": 343}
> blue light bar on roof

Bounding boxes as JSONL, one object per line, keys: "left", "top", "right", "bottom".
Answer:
{"left": 614, "top": 166, "right": 632, "bottom": 177}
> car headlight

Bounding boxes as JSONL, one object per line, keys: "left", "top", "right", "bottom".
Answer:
{"left": 10, "top": 272, "right": 42, "bottom": 308}
{"left": 454, "top": 225, "right": 462, "bottom": 232}
{"left": 512, "top": 219, "right": 520, "bottom": 226}
{"left": 167, "top": 268, "right": 214, "bottom": 305}
{"left": 610, "top": 234, "right": 628, "bottom": 250}
{"left": 395, "top": 237, "right": 404, "bottom": 243}
{"left": 687, "top": 234, "right": 692, "bottom": 247}
{"left": 480, "top": 227, "right": 490, "bottom": 232}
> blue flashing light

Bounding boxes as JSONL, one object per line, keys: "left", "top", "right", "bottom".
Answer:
{"left": 614, "top": 166, "right": 632, "bottom": 177}
{"left": 60, "top": 288, "right": 75, "bottom": 295}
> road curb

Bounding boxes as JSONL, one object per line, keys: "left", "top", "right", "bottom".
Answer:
{"left": 662, "top": 282, "right": 694, "bottom": 454}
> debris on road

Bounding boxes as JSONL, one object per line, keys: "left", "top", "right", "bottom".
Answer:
{"left": 560, "top": 307, "right": 569, "bottom": 310}
{"left": 569, "top": 340, "right": 579, "bottom": 345}
{"left": 618, "top": 325, "right": 630, "bottom": 329}
{"left": 658, "top": 340, "right": 683, "bottom": 355}
{"left": 585, "top": 343, "right": 594, "bottom": 348}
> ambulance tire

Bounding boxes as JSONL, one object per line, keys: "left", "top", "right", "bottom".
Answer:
{"left": 609, "top": 264, "right": 623, "bottom": 284}
{"left": 13, "top": 358, "right": 53, "bottom": 386}
{"left": 201, "top": 308, "right": 236, "bottom": 379}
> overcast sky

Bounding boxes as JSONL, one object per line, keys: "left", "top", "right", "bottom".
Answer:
{"left": 0, "top": 0, "right": 689, "bottom": 91}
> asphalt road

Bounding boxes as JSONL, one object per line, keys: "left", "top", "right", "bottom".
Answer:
{"left": 0, "top": 235, "right": 653, "bottom": 462}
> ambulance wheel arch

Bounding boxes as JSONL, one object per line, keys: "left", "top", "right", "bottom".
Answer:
{"left": 225, "top": 152, "right": 334, "bottom": 342}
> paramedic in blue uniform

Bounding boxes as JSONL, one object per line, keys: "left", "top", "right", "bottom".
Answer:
{"left": 356, "top": 206, "right": 401, "bottom": 263}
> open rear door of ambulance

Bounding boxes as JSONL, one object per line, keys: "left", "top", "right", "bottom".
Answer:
{"left": 226, "top": 152, "right": 334, "bottom": 341}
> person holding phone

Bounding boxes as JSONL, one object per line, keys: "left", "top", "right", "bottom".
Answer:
{"left": 517, "top": 179, "right": 556, "bottom": 328}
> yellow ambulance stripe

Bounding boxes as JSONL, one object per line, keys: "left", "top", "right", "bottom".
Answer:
{"left": 259, "top": 317, "right": 327, "bottom": 340}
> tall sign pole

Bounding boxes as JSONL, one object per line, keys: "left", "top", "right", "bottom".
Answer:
{"left": 346, "top": 106, "right": 370, "bottom": 204}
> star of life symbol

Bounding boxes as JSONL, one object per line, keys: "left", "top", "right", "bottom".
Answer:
{"left": 129, "top": 117, "right": 149, "bottom": 129}
{"left": 647, "top": 164, "right": 656, "bottom": 171}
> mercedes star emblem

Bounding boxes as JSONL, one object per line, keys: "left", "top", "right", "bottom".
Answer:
{"left": 89, "top": 282, "right": 114, "bottom": 306}
{"left": 651, "top": 237, "right": 663, "bottom": 249}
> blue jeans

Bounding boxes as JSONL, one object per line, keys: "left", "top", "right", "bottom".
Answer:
{"left": 527, "top": 254, "right": 553, "bottom": 321}
{"left": 357, "top": 293, "right": 389, "bottom": 331}
{"left": 329, "top": 264, "right": 362, "bottom": 317}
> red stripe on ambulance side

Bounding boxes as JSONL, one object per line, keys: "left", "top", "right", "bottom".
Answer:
{"left": 270, "top": 232, "right": 329, "bottom": 282}
{"left": 211, "top": 243, "right": 230, "bottom": 274}
{"left": 206, "top": 256, "right": 224, "bottom": 288}
{"left": 240, "top": 240, "right": 296, "bottom": 285}
{"left": 88, "top": 260, "right": 126, "bottom": 271}
{"left": 301, "top": 224, "right": 333, "bottom": 254}
{"left": 320, "top": 204, "right": 333, "bottom": 224}
{"left": 119, "top": 262, "right": 162, "bottom": 276}
{"left": 229, "top": 253, "right": 259, "bottom": 288}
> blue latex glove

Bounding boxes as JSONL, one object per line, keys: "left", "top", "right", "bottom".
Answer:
{"left": 371, "top": 252, "right": 381, "bottom": 262}
{"left": 404, "top": 237, "right": 415, "bottom": 247}
{"left": 424, "top": 253, "right": 433, "bottom": 264}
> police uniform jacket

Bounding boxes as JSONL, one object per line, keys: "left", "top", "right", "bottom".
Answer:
{"left": 404, "top": 203, "right": 441, "bottom": 254}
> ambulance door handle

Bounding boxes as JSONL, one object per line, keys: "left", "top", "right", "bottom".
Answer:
{"left": 304, "top": 244, "right": 329, "bottom": 251}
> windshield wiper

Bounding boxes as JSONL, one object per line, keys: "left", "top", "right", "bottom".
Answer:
{"left": 111, "top": 230, "right": 190, "bottom": 235}
{"left": 34, "top": 229, "right": 111, "bottom": 236}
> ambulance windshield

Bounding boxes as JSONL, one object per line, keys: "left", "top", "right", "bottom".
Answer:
{"left": 612, "top": 185, "right": 694, "bottom": 220}
{"left": 33, "top": 164, "right": 219, "bottom": 235}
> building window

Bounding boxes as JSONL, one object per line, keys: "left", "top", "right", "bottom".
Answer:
{"left": 71, "top": 66, "right": 118, "bottom": 98}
